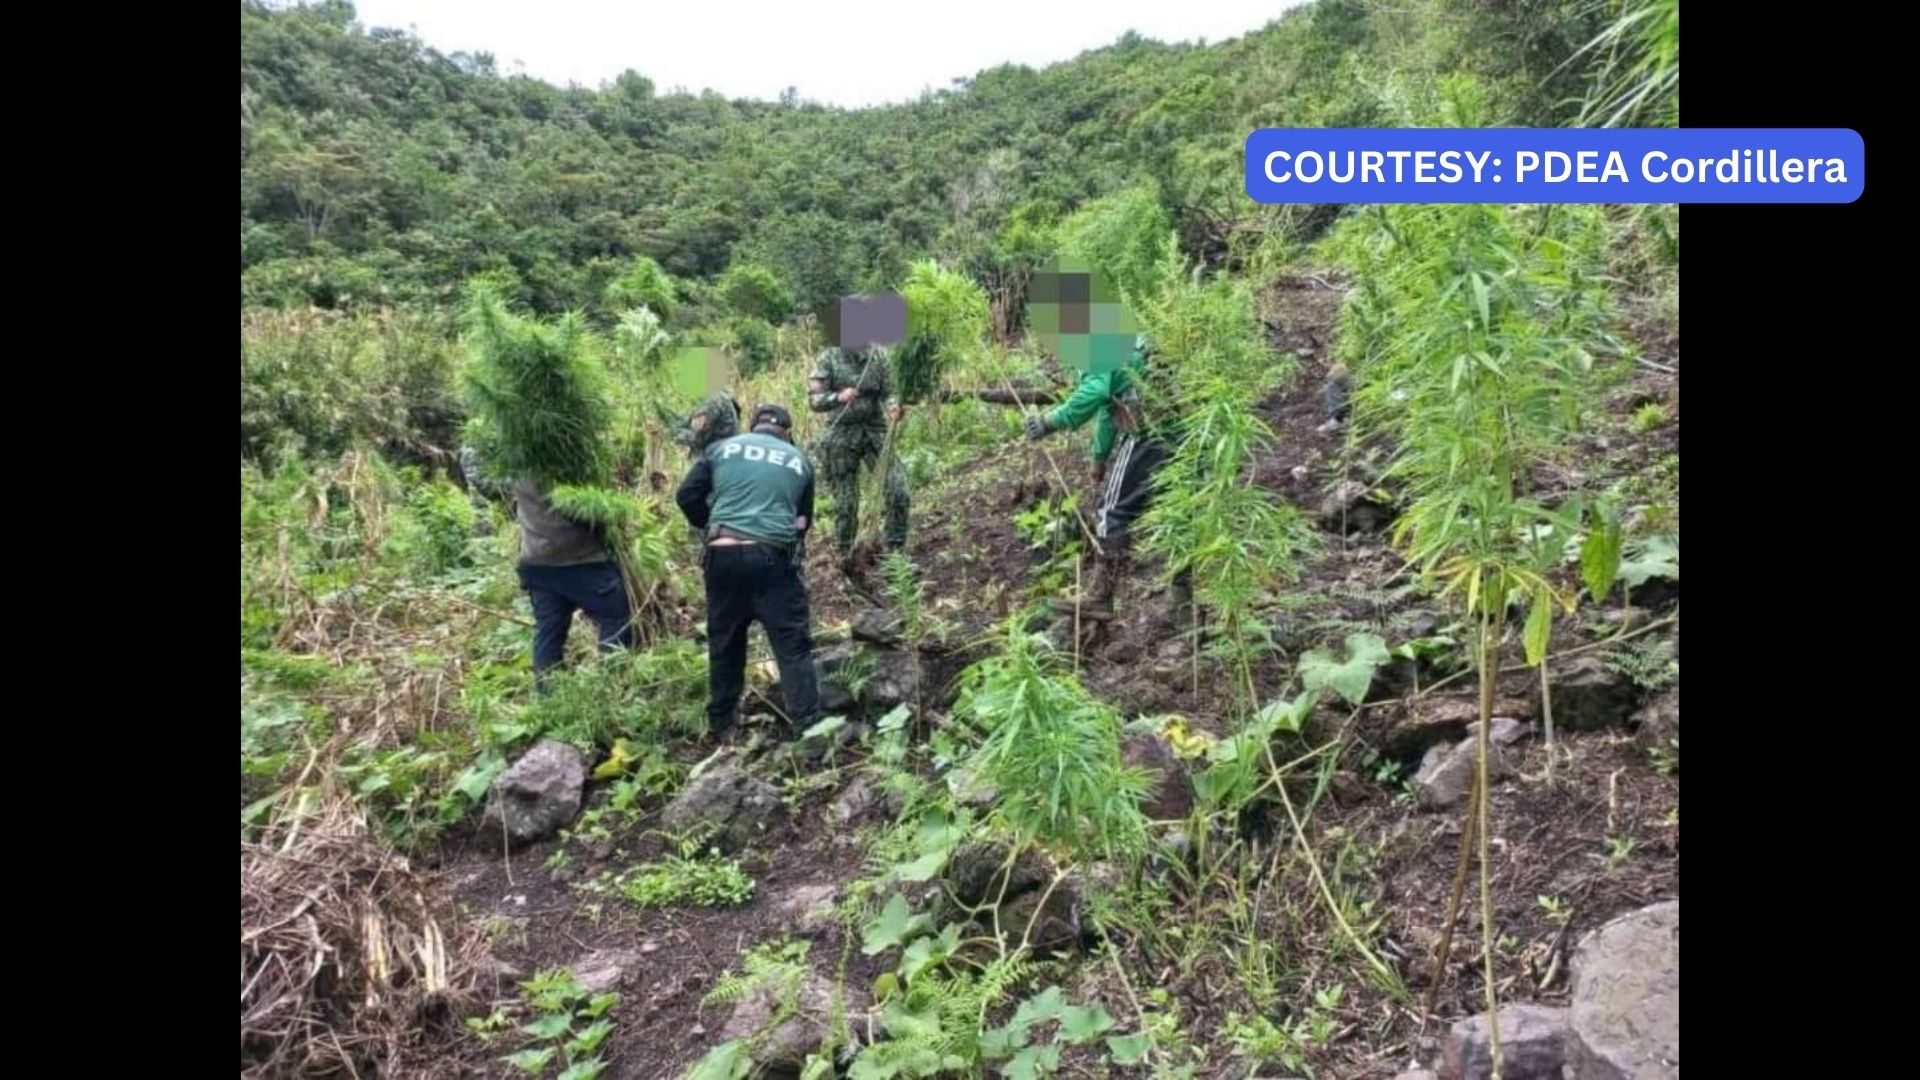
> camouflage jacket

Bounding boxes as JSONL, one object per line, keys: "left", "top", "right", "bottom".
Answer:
{"left": 676, "top": 394, "right": 742, "bottom": 453}
{"left": 808, "top": 347, "right": 897, "bottom": 439}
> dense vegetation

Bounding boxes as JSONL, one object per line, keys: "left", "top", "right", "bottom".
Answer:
{"left": 241, "top": 2, "right": 1679, "bottom": 1077}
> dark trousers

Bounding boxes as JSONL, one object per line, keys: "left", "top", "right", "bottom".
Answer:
{"left": 704, "top": 544, "right": 819, "bottom": 735}
{"left": 1095, "top": 432, "right": 1172, "bottom": 548}
{"left": 518, "top": 561, "right": 634, "bottom": 681}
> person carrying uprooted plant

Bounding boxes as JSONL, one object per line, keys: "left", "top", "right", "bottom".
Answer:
{"left": 1024, "top": 333, "right": 1192, "bottom": 622}
{"left": 808, "top": 341, "right": 909, "bottom": 580}
{"left": 675, "top": 404, "right": 821, "bottom": 741}
{"left": 462, "top": 441, "right": 634, "bottom": 688}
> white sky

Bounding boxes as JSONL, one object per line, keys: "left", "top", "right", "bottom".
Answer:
{"left": 349, "top": 0, "right": 1307, "bottom": 108}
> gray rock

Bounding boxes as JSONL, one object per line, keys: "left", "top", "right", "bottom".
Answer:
{"left": 831, "top": 773, "right": 904, "bottom": 827}
{"left": 813, "top": 642, "right": 859, "bottom": 714}
{"left": 862, "top": 649, "right": 920, "bottom": 710}
{"left": 775, "top": 883, "right": 841, "bottom": 938}
{"left": 481, "top": 739, "right": 586, "bottom": 845}
{"left": 658, "top": 760, "right": 784, "bottom": 852}
{"left": 999, "top": 885, "right": 1079, "bottom": 954}
{"left": 813, "top": 642, "right": 919, "bottom": 717}
{"left": 851, "top": 607, "right": 905, "bottom": 646}
{"left": 1567, "top": 901, "right": 1678, "bottom": 1079}
{"left": 572, "top": 948, "right": 641, "bottom": 994}
{"left": 1549, "top": 656, "right": 1637, "bottom": 732}
{"left": 1443, "top": 1004, "right": 1569, "bottom": 1080}
{"left": 718, "top": 969, "right": 853, "bottom": 1072}
{"left": 1122, "top": 731, "right": 1194, "bottom": 821}
{"left": 1413, "top": 735, "right": 1513, "bottom": 812}
{"left": 1384, "top": 697, "right": 1534, "bottom": 761}
{"left": 945, "top": 840, "right": 1046, "bottom": 909}
{"left": 1469, "top": 717, "right": 1531, "bottom": 747}
{"left": 1633, "top": 691, "right": 1679, "bottom": 753}
{"left": 1318, "top": 480, "right": 1395, "bottom": 533}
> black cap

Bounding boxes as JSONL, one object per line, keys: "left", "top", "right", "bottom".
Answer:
{"left": 751, "top": 404, "right": 793, "bottom": 431}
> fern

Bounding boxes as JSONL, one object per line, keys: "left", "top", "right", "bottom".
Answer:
{"left": 703, "top": 941, "right": 811, "bottom": 1019}
{"left": 851, "top": 953, "right": 1037, "bottom": 1079}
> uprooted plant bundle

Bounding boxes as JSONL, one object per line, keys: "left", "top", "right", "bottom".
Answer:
{"left": 241, "top": 793, "right": 486, "bottom": 1077}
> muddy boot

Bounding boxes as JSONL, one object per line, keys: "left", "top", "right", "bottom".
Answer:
{"left": 839, "top": 550, "right": 877, "bottom": 599}
{"left": 1052, "top": 547, "right": 1125, "bottom": 620}
{"left": 1169, "top": 569, "right": 1195, "bottom": 629}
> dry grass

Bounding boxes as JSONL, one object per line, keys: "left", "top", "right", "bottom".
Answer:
{"left": 241, "top": 789, "right": 486, "bottom": 1077}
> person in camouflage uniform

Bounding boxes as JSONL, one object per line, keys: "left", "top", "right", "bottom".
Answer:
{"left": 677, "top": 394, "right": 742, "bottom": 456}
{"left": 808, "top": 345, "right": 909, "bottom": 572}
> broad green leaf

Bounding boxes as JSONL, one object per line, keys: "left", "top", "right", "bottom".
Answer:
{"left": 878, "top": 995, "right": 943, "bottom": 1040}
{"left": 1012, "top": 986, "right": 1067, "bottom": 1027}
{"left": 1107, "top": 1032, "right": 1152, "bottom": 1064}
{"left": 557, "top": 1058, "right": 608, "bottom": 1080}
{"left": 892, "top": 850, "right": 948, "bottom": 883}
{"left": 502, "top": 1047, "right": 557, "bottom": 1075}
{"left": 452, "top": 757, "right": 505, "bottom": 803}
{"left": 1004, "top": 1043, "right": 1061, "bottom": 1080}
{"left": 802, "top": 715, "right": 848, "bottom": 742}
{"left": 1254, "top": 693, "right": 1318, "bottom": 737}
{"left": 1580, "top": 512, "right": 1623, "bottom": 600}
{"left": 980, "top": 1021, "right": 1030, "bottom": 1059}
{"left": 568, "top": 1019, "right": 615, "bottom": 1055}
{"left": 862, "top": 893, "right": 931, "bottom": 955}
{"left": 1524, "top": 583, "right": 1553, "bottom": 667}
{"left": 1618, "top": 535, "right": 1679, "bottom": 588}
{"left": 582, "top": 992, "right": 620, "bottom": 1018}
{"left": 686, "top": 1040, "right": 753, "bottom": 1080}
{"left": 242, "top": 792, "right": 280, "bottom": 826}
{"left": 522, "top": 1012, "right": 573, "bottom": 1040}
{"left": 875, "top": 704, "right": 911, "bottom": 733}
{"left": 899, "top": 924, "right": 960, "bottom": 983}
{"left": 1297, "top": 633, "right": 1390, "bottom": 706}
{"left": 1058, "top": 1003, "right": 1115, "bottom": 1043}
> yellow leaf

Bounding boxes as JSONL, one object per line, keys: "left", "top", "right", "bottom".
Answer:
{"left": 593, "top": 740, "right": 635, "bottom": 781}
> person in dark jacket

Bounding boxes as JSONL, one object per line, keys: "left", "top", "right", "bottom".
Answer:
{"left": 515, "top": 479, "right": 633, "bottom": 686}
{"left": 675, "top": 404, "right": 820, "bottom": 739}
{"left": 463, "top": 445, "right": 634, "bottom": 687}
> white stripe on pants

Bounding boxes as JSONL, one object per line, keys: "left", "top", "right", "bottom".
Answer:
{"left": 1095, "top": 434, "right": 1138, "bottom": 542}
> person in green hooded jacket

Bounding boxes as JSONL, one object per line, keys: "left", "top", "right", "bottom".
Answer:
{"left": 1024, "top": 335, "right": 1192, "bottom": 622}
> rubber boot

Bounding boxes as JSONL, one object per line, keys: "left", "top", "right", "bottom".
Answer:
{"left": 1079, "top": 546, "right": 1127, "bottom": 619}
{"left": 1170, "top": 569, "right": 1195, "bottom": 629}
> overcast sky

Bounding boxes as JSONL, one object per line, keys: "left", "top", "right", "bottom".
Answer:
{"left": 350, "top": 0, "right": 1307, "bottom": 107}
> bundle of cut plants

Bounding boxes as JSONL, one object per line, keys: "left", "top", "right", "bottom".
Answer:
{"left": 240, "top": 793, "right": 483, "bottom": 1077}
{"left": 460, "top": 282, "right": 674, "bottom": 645}
{"left": 896, "top": 259, "right": 988, "bottom": 404}
{"left": 851, "top": 261, "right": 992, "bottom": 550}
